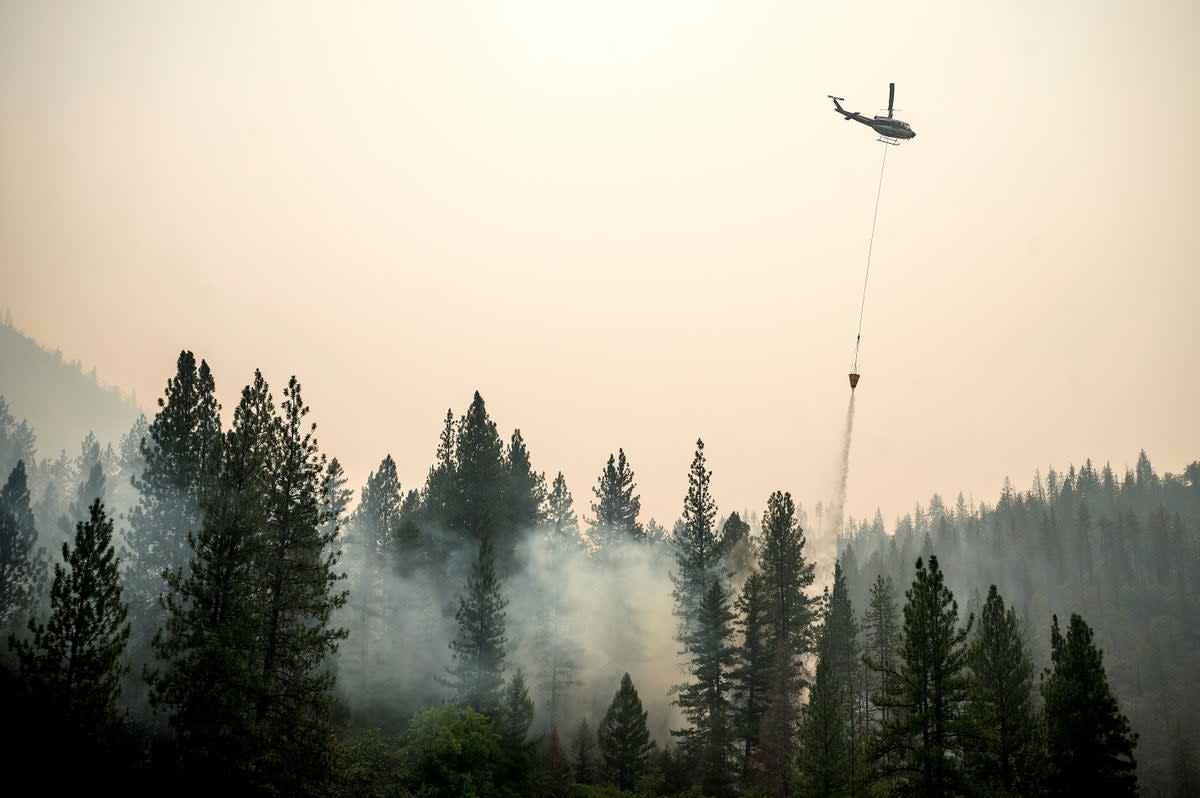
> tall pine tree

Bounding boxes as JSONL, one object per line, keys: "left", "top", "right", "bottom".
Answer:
{"left": 546, "top": 471, "right": 580, "bottom": 548}
{"left": 732, "top": 569, "right": 772, "bottom": 775}
{"left": 11, "top": 499, "right": 129, "bottom": 738}
{"left": 798, "top": 560, "right": 859, "bottom": 797}
{"left": 1042, "top": 612, "right": 1138, "bottom": 796}
{"left": 446, "top": 537, "right": 508, "bottom": 716}
{"left": 861, "top": 574, "right": 899, "bottom": 731}
{"left": 0, "top": 460, "right": 45, "bottom": 631}
{"left": 250, "top": 376, "right": 347, "bottom": 793}
{"left": 126, "top": 352, "right": 222, "bottom": 654}
{"left": 872, "top": 556, "right": 972, "bottom": 798}
{"left": 964, "top": 585, "right": 1041, "bottom": 797}
{"left": 674, "top": 578, "right": 739, "bottom": 796}
{"left": 507, "top": 429, "right": 546, "bottom": 534}
{"left": 599, "top": 672, "right": 655, "bottom": 790}
{"left": 673, "top": 439, "right": 725, "bottom": 642}
{"left": 588, "top": 449, "right": 643, "bottom": 548}
{"left": 759, "top": 490, "right": 819, "bottom": 687}
{"left": 150, "top": 371, "right": 274, "bottom": 788}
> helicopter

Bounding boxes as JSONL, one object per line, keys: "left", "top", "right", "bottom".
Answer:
{"left": 828, "top": 82, "right": 915, "bottom": 145}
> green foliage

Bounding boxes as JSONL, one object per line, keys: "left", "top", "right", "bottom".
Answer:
{"left": 1042, "top": 612, "right": 1138, "bottom": 796}
{"left": 11, "top": 499, "right": 129, "bottom": 736}
{"left": 872, "top": 555, "right": 972, "bottom": 797}
{"left": 497, "top": 667, "right": 536, "bottom": 744}
{"left": 674, "top": 579, "right": 738, "bottom": 796}
{"left": 964, "top": 585, "right": 1041, "bottom": 797}
{"left": 150, "top": 370, "right": 274, "bottom": 785}
{"left": 126, "top": 350, "right": 222, "bottom": 625}
{"left": 251, "top": 376, "right": 348, "bottom": 791}
{"left": 534, "top": 597, "right": 582, "bottom": 731}
{"left": 797, "top": 561, "right": 858, "bottom": 798}
{"left": 0, "top": 396, "right": 38, "bottom": 481}
{"left": 759, "top": 491, "right": 818, "bottom": 681}
{"left": 572, "top": 717, "right": 600, "bottom": 785}
{"left": 402, "top": 704, "right": 509, "bottom": 798}
{"left": 446, "top": 538, "right": 509, "bottom": 716}
{"left": 356, "top": 454, "right": 404, "bottom": 564}
{"left": 731, "top": 570, "right": 771, "bottom": 774}
{"left": 507, "top": 429, "right": 547, "bottom": 533}
{"left": 420, "top": 393, "right": 545, "bottom": 570}
{"left": 547, "top": 470, "right": 580, "bottom": 546}
{"left": 860, "top": 574, "right": 898, "bottom": 731}
{"left": 450, "top": 392, "right": 511, "bottom": 550}
{"left": 745, "top": 650, "right": 801, "bottom": 798}
{"left": 720, "top": 511, "right": 753, "bottom": 581}
{"left": 599, "top": 673, "right": 656, "bottom": 790}
{"left": 0, "top": 459, "right": 45, "bottom": 630}
{"left": 335, "top": 728, "right": 408, "bottom": 798}
{"left": 589, "top": 449, "right": 644, "bottom": 547}
{"left": 672, "top": 439, "right": 725, "bottom": 645}
{"left": 535, "top": 728, "right": 574, "bottom": 797}
{"left": 151, "top": 371, "right": 347, "bottom": 794}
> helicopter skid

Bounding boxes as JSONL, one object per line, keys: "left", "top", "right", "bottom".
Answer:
{"left": 877, "top": 136, "right": 900, "bottom": 146}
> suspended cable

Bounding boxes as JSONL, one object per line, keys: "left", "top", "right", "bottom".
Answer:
{"left": 852, "top": 142, "right": 889, "bottom": 373}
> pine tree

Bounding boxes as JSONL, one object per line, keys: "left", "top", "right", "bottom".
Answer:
{"left": 599, "top": 673, "right": 655, "bottom": 790}
{"left": 588, "top": 449, "right": 643, "bottom": 548}
{"left": 321, "top": 457, "right": 353, "bottom": 541}
{"left": 673, "top": 439, "right": 725, "bottom": 643}
{"left": 721, "top": 511, "right": 754, "bottom": 580}
{"left": 354, "top": 455, "right": 403, "bottom": 565}
{"left": 446, "top": 538, "right": 508, "bottom": 716}
{"left": 345, "top": 454, "right": 402, "bottom": 696}
{"left": 732, "top": 570, "right": 772, "bottom": 774}
{"left": 759, "top": 490, "right": 819, "bottom": 684}
{"left": 507, "top": 429, "right": 546, "bottom": 533}
{"left": 126, "top": 352, "right": 222, "bottom": 646}
{"left": 872, "top": 556, "right": 972, "bottom": 797}
{"left": 422, "top": 408, "right": 457, "bottom": 523}
{"left": 861, "top": 574, "right": 899, "bottom": 730}
{"left": 150, "top": 371, "right": 273, "bottom": 787}
{"left": 571, "top": 717, "right": 599, "bottom": 785}
{"left": 534, "top": 599, "right": 582, "bottom": 732}
{"left": 250, "top": 376, "right": 347, "bottom": 792}
{"left": 110, "top": 413, "right": 148, "bottom": 518}
{"left": 11, "top": 500, "right": 129, "bottom": 737}
{"left": 497, "top": 667, "right": 535, "bottom": 743}
{"left": 546, "top": 471, "right": 580, "bottom": 547}
{"left": 0, "top": 397, "right": 37, "bottom": 479}
{"left": 450, "top": 392, "right": 511, "bottom": 553}
{"left": 798, "top": 561, "right": 859, "bottom": 798}
{"left": 0, "top": 460, "right": 45, "bottom": 630}
{"left": 538, "top": 728, "right": 574, "bottom": 797}
{"left": 964, "top": 585, "right": 1040, "bottom": 796}
{"left": 674, "top": 578, "right": 738, "bottom": 795}
{"left": 498, "top": 667, "right": 538, "bottom": 789}
{"left": 746, "top": 647, "right": 801, "bottom": 798}
{"left": 1042, "top": 612, "right": 1138, "bottom": 796}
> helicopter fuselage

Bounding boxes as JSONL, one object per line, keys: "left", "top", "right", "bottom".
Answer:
{"left": 829, "top": 96, "right": 916, "bottom": 140}
{"left": 865, "top": 115, "right": 915, "bottom": 139}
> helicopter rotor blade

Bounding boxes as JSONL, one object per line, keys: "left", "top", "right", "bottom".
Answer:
{"left": 887, "top": 83, "right": 895, "bottom": 118}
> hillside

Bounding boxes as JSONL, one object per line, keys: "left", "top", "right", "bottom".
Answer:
{"left": 0, "top": 317, "right": 141, "bottom": 459}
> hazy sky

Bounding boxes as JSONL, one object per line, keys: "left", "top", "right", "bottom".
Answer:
{"left": 2, "top": 1, "right": 1197, "bottom": 531}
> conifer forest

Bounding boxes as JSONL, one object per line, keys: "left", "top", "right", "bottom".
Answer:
{"left": 1, "top": 339, "right": 1197, "bottom": 797}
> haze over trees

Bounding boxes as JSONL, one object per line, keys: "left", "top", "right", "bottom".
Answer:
{"left": 1, "top": 341, "right": 1197, "bottom": 795}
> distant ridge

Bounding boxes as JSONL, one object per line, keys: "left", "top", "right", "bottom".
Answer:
{"left": 0, "top": 314, "right": 141, "bottom": 459}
